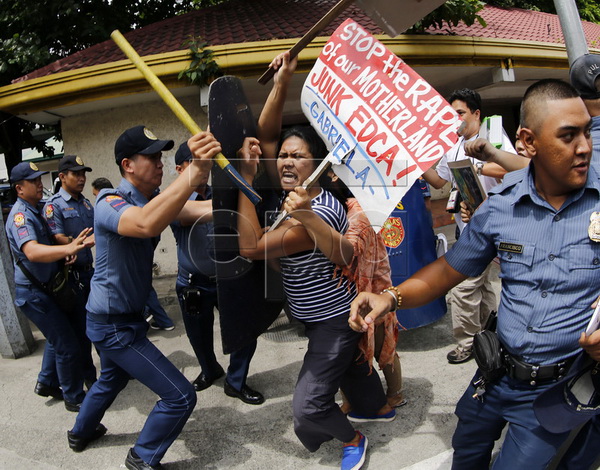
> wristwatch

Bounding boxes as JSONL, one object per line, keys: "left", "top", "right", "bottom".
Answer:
{"left": 476, "top": 162, "right": 484, "bottom": 176}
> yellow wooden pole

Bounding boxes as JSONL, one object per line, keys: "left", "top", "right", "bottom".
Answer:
{"left": 111, "top": 30, "right": 261, "bottom": 204}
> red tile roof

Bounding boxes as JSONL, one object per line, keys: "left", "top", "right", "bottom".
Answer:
{"left": 15, "top": 2, "right": 600, "bottom": 83}
{"left": 427, "top": 5, "right": 599, "bottom": 46}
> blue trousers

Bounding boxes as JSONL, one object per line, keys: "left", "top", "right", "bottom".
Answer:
{"left": 176, "top": 281, "right": 256, "bottom": 390}
{"left": 73, "top": 318, "right": 196, "bottom": 466}
{"left": 293, "top": 314, "right": 387, "bottom": 452}
{"left": 16, "top": 285, "right": 85, "bottom": 404}
{"left": 452, "top": 373, "right": 572, "bottom": 470}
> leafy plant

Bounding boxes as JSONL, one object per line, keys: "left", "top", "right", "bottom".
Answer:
{"left": 409, "top": 0, "right": 487, "bottom": 34}
{"left": 178, "top": 37, "right": 223, "bottom": 86}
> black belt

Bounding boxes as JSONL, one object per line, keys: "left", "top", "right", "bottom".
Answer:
{"left": 503, "top": 352, "right": 576, "bottom": 386}
{"left": 189, "top": 272, "right": 217, "bottom": 285}
{"left": 73, "top": 264, "right": 94, "bottom": 272}
{"left": 88, "top": 312, "right": 143, "bottom": 324}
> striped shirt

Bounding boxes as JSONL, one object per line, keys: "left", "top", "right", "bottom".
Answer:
{"left": 446, "top": 164, "right": 600, "bottom": 364}
{"left": 279, "top": 189, "right": 357, "bottom": 322}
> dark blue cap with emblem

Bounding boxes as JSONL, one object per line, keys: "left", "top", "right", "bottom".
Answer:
{"left": 58, "top": 154, "right": 92, "bottom": 173}
{"left": 10, "top": 161, "right": 49, "bottom": 183}
{"left": 114, "top": 125, "right": 174, "bottom": 164}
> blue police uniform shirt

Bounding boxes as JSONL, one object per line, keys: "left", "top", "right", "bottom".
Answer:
{"left": 170, "top": 187, "right": 215, "bottom": 285}
{"left": 86, "top": 179, "right": 159, "bottom": 316}
{"left": 446, "top": 163, "right": 600, "bottom": 365}
{"left": 44, "top": 187, "right": 94, "bottom": 267}
{"left": 6, "top": 198, "right": 58, "bottom": 285}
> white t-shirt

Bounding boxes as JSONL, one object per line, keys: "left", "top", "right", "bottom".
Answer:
{"left": 436, "top": 131, "right": 516, "bottom": 232}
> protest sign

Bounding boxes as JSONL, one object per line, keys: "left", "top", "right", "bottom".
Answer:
{"left": 301, "top": 18, "right": 461, "bottom": 229}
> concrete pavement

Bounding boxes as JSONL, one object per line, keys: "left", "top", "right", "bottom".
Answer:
{"left": 0, "top": 292, "right": 479, "bottom": 470}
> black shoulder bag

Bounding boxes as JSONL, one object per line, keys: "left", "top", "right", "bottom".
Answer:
{"left": 13, "top": 254, "right": 77, "bottom": 316}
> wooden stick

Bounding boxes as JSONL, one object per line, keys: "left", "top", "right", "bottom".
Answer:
{"left": 257, "top": 0, "right": 355, "bottom": 85}
{"left": 111, "top": 30, "right": 261, "bottom": 205}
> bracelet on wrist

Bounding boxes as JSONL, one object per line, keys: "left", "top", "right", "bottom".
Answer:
{"left": 381, "top": 286, "right": 401, "bottom": 310}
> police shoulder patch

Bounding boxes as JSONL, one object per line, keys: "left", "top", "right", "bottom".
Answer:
{"left": 13, "top": 212, "right": 26, "bottom": 228}
{"left": 105, "top": 195, "right": 127, "bottom": 212}
{"left": 17, "top": 226, "right": 29, "bottom": 239}
{"left": 45, "top": 204, "right": 54, "bottom": 219}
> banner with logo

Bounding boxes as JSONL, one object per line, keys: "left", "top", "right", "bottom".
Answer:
{"left": 301, "top": 19, "right": 460, "bottom": 229}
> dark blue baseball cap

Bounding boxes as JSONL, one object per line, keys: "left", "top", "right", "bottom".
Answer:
{"left": 570, "top": 54, "right": 600, "bottom": 100}
{"left": 174, "top": 142, "right": 193, "bottom": 166}
{"left": 114, "top": 125, "right": 174, "bottom": 164}
{"left": 58, "top": 154, "right": 92, "bottom": 173}
{"left": 10, "top": 161, "right": 49, "bottom": 183}
{"left": 533, "top": 352, "right": 600, "bottom": 434}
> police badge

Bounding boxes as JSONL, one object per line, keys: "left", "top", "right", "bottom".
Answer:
{"left": 588, "top": 211, "right": 600, "bottom": 242}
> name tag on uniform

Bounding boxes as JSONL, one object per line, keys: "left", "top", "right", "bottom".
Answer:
{"left": 498, "top": 242, "right": 523, "bottom": 254}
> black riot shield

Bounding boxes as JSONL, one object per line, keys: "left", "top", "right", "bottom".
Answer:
{"left": 208, "top": 76, "right": 284, "bottom": 354}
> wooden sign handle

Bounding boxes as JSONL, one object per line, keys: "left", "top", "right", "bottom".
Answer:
{"left": 257, "top": 0, "right": 355, "bottom": 85}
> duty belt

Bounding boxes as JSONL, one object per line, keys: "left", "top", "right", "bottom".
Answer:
{"left": 189, "top": 272, "right": 217, "bottom": 285}
{"left": 73, "top": 264, "right": 94, "bottom": 272}
{"left": 503, "top": 352, "right": 577, "bottom": 386}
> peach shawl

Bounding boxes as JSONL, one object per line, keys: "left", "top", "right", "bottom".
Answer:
{"left": 335, "top": 198, "right": 399, "bottom": 372}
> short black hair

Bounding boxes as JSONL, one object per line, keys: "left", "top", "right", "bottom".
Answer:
{"left": 91, "top": 177, "right": 114, "bottom": 191}
{"left": 520, "top": 79, "right": 580, "bottom": 130}
{"left": 278, "top": 125, "right": 328, "bottom": 163}
{"left": 448, "top": 88, "right": 482, "bottom": 114}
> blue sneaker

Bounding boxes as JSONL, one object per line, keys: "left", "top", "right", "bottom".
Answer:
{"left": 341, "top": 432, "right": 368, "bottom": 470}
{"left": 347, "top": 409, "right": 396, "bottom": 423}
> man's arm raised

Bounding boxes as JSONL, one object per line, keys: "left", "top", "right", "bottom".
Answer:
{"left": 465, "top": 138, "right": 529, "bottom": 172}
{"left": 349, "top": 256, "right": 468, "bottom": 332}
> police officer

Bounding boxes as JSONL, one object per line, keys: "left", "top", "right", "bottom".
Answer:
{"left": 44, "top": 155, "right": 96, "bottom": 388}
{"left": 90, "top": 175, "right": 176, "bottom": 332}
{"left": 171, "top": 142, "right": 264, "bottom": 404}
{"left": 349, "top": 79, "right": 600, "bottom": 469}
{"left": 6, "top": 161, "right": 92, "bottom": 412}
{"left": 67, "top": 126, "right": 220, "bottom": 470}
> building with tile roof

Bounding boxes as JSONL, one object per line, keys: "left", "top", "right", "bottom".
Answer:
{"left": 0, "top": 0, "right": 597, "bottom": 274}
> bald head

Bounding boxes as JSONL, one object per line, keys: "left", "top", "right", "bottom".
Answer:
{"left": 520, "top": 79, "right": 580, "bottom": 132}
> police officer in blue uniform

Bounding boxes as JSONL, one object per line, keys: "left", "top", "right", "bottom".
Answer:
{"left": 67, "top": 126, "right": 221, "bottom": 470}
{"left": 171, "top": 142, "right": 264, "bottom": 404}
{"left": 349, "top": 79, "right": 600, "bottom": 469}
{"left": 6, "top": 161, "right": 93, "bottom": 411}
{"left": 44, "top": 155, "right": 96, "bottom": 387}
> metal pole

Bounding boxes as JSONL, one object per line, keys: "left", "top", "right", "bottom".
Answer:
{"left": 553, "top": 0, "right": 589, "bottom": 64}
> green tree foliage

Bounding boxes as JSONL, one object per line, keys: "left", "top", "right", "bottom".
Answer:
{"left": 0, "top": 0, "right": 225, "bottom": 171}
